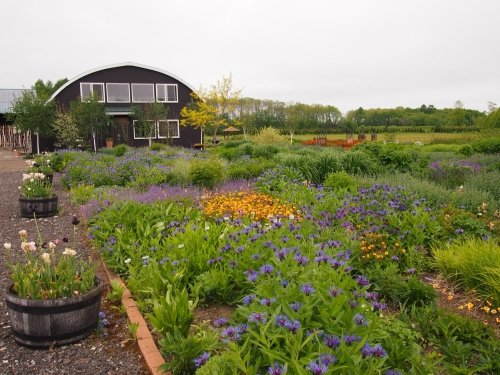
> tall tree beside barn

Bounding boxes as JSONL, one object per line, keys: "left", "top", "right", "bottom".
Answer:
{"left": 131, "top": 102, "right": 168, "bottom": 146}
{"left": 8, "top": 91, "right": 56, "bottom": 154}
{"left": 181, "top": 74, "right": 242, "bottom": 141}
{"left": 69, "top": 94, "right": 109, "bottom": 152}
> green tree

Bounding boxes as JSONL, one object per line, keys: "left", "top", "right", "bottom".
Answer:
{"left": 8, "top": 90, "right": 56, "bottom": 154}
{"left": 181, "top": 74, "right": 242, "bottom": 142}
{"left": 52, "top": 111, "right": 79, "bottom": 148}
{"left": 33, "top": 78, "right": 68, "bottom": 100}
{"left": 70, "top": 95, "right": 109, "bottom": 152}
{"left": 131, "top": 102, "right": 168, "bottom": 146}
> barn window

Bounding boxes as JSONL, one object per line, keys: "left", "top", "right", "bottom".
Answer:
{"left": 133, "top": 120, "right": 156, "bottom": 139}
{"left": 80, "top": 83, "right": 105, "bottom": 102}
{"left": 131, "top": 84, "right": 155, "bottom": 103}
{"left": 156, "top": 84, "right": 178, "bottom": 102}
{"left": 106, "top": 83, "right": 130, "bottom": 103}
{"left": 158, "top": 120, "right": 180, "bottom": 138}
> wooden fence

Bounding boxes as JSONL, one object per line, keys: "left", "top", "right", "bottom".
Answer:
{"left": 0, "top": 125, "right": 31, "bottom": 153}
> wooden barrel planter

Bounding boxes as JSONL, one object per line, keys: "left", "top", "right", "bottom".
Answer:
{"left": 19, "top": 194, "right": 58, "bottom": 218}
{"left": 5, "top": 279, "right": 103, "bottom": 348}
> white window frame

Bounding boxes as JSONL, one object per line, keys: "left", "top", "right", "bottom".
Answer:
{"left": 131, "top": 83, "right": 155, "bottom": 103}
{"left": 133, "top": 119, "right": 157, "bottom": 139}
{"left": 106, "top": 83, "right": 130, "bottom": 103}
{"left": 157, "top": 119, "right": 180, "bottom": 139}
{"left": 156, "top": 84, "right": 178, "bottom": 103}
{"left": 80, "top": 82, "right": 105, "bottom": 102}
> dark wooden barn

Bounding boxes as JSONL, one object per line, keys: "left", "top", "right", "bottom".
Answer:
{"left": 48, "top": 62, "right": 201, "bottom": 150}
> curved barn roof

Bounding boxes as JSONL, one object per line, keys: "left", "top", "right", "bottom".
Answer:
{"left": 49, "top": 62, "right": 196, "bottom": 101}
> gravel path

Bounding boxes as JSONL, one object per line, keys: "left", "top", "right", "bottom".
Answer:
{"left": 0, "top": 150, "right": 149, "bottom": 375}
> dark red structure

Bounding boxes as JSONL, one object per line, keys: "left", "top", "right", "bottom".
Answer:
{"left": 48, "top": 63, "right": 201, "bottom": 150}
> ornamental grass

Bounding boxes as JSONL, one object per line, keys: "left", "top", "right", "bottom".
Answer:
{"left": 201, "top": 191, "right": 300, "bottom": 221}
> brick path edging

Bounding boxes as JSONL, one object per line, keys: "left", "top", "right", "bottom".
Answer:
{"left": 102, "top": 263, "right": 168, "bottom": 375}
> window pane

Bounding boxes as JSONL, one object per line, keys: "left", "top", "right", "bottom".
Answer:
{"left": 107, "top": 83, "right": 130, "bottom": 102}
{"left": 156, "top": 84, "right": 166, "bottom": 102}
{"left": 158, "top": 120, "right": 179, "bottom": 138}
{"left": 133, "top": 120, "right": 156, "bottom": 139}
{"left": 81, "top": 83, "right": 91, "bottom": 99}
{"left": 167, "top": 85, "right": 178, "bottom": 102}
{"left": 132, "top": 84, "right": 154, "bottom": 102}
{"left": 169, "top": 120, "right": 179, "bottom": 137}
{"left": 92, "top": 84, "right": 104, "bottom": 101}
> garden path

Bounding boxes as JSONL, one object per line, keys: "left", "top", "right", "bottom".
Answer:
{"left": 0, "top": 148, "right": 149, "bottom": 375}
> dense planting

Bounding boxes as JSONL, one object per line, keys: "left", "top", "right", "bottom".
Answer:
{"left": 60, "top": 137, "right": 500, "bottom": 374}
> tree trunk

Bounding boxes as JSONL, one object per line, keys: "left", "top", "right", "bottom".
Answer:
{"left": 36, "top": 132, "right": 40, "bottom": 155}
{"left": 92, "top": 131, "right": 97, "bottom": 153}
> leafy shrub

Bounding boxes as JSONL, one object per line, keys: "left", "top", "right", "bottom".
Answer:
{"left": 471, "top": 137, "right": 500, "bottom": 154}
{"left": 434, "top": 238, "right": 500, "bottom": 305}
{"left": 49, "top": 152, "right": 66, "bottom": 172}
{"left": 465, "top": 170, "right": 500, "bottom": 201}
{"left": 324, "top": 171, "right": 358, "bottom": 192}
{"left": 252, "top": 127, "right": 287, "bottom": 145}
{"left": 150, "top": 142, "right": 165, "bottom": 151}
{"left": 227, "top": 158, "right": 275, "bottom": 180}
{"left": 128, "top": 165, "right": 171, "bottom": 191}
{"left": 113, "top": 144, "right": 129, "bottom": 157}
{"left": 365, "top": 264, "right": 437, "bottom": 308}
{"left": 427, "top": 160, "right": 480, "bottom": 189}
{"left": 70, "top": 184, "right": 96, "bottom": 205}
{"left": 189, "top": 158, "right": 225, "bottom": 189}
{"left": 281, "top": 152, "right": 342, "bottom": 184}
{"left": 341, "top": 150, "right": 381, "bottom": 176}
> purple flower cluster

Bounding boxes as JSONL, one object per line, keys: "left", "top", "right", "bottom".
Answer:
{"left": 275, "top": 314, "right": 301, "bottom": 333}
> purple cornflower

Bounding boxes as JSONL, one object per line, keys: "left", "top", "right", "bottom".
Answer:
{"left": 259, "top": 264, "right": 274, "bottom": 275}
{"left": 284, "top": 319, "right": 301, "bottom": 333}
{"left": 242, "top": 294, "right": 256, "bottom": 305}
{"left": 281, "top": 236, "right": 289, "bottom": 243}
{"left": 236, "top": 323, "right": 248, "bottom": 334}
{"left": 251, "top": 253, "right": 260, "bottom": 260}
{"left": 391, "top": 255, "right": 399, "bottom": 261}
{"left": 221, "top": 326, "right": 241, "bottom": 342}
{"left": 329, "top": 287, "right": 343, "bottom": 297}
{"left": 319, "top": 353, "right": 337, "bottom": 366}
{"left": 354, "top": 313, "right": 368, "bottom": 326}
{"left": 260, "top": 297, "right": 276, "bottom": 306}
{"left": 193, "top": 352, "right": 210, "bottom": 368}
{"left": 248, "top": 312, "right": 267, "bottom": 324}
{"left": 289, "top": 302, "right": 302, "bottom": 312}
{"left": 372, "top": 301, "right": 387, "bottom": 311}
{"left": 267, "top": 362, "right": 287, "bottom": 375}
{"left": 300, "top": 283, "right": 315, "bottom": 296}
{"left": 386, "top": 370, "right": 402, "bottom": 375}
{"left": 355, "top": 275, "right": 370, "bottom": 286}
{"left": 455, "top": 228, "right": 464, "bottom": 235}
{"left": 405, "top": 268, "right": 416, "bottom": 274}
{"left": 235, "top": 245, "right": 245, "bottom": 253}
{"left": 342, "top": 334, "right": 360, "bottom": 345}
{"left": 245, "top": 269, "right": 259, "bottom": 282}
{"left": 306, "top": 360, "right": 328, "bottom": 375}
{"left": 281, "top": 279, "right": 289, "bottom": 288}
{"left": 212, "top": 317, "right": 229, "bottom": 327}
{"left": 294, "top": 253, "right": 309, "bottom": 266}
{"left": 365, "top": 292, "right": 379, "bottom": 301}
{"left": 371, "top": 344, "right": 388, "bottom": 357}
{"left": 207, "top": 256, "right": 222, "bottom": 265}
{"left": 275, "top": 314, "right": 290, "bottom": 328}
{"left": 361, "top": 343, "right": 373, "bottom": 358}
{"left": 323, "top": 334, "right": 340, "bottom": 349}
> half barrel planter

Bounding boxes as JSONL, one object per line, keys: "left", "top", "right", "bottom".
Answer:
{"left": 19, "top": 194, "right": 58, "bottom": 218}
{"left": 5, "top": 278, "right": 104, "bottom": 348}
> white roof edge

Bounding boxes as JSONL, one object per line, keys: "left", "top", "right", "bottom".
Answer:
{"left": 49, "top": 62, "right": 197, "bottom": 101}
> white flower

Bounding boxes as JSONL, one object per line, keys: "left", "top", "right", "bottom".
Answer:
{"left": 41, "top": 252, "right": 51, "bottom": 264}
{"left": 28, "top": 242, "right": 36, "bottom": 251}
{"left": 124, "top": 258, "right": 132, "bottom": 264}
{"left": 178, "top": 243, "right": 184, "bottom": 249}
{"left": 21, "top": 241, "right": 36, "bottom": 252}
{"left": 48, "top": 241, "right": 56, "bottom": 250}
{"left": 3, "top": 242, "right": 11, "bottom": 250}
{"left": 62, "top": 248, "right": 77, "bottom": 256}
{"left": 204, "top": 224, "right": 210, "bottom": 231}
{"left": 19, "top": 229, "right": 28, "bottom": 238}
{"left": 22, "top": 174, "right": 30, "bottom": 181}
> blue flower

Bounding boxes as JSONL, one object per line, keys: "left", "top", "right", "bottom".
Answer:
{"left": 319, "top": 353, "right": 337, "bottom": 366}
{"left": 267, "top": 362, "right": 286, "bottom": 375}
{"left": 355, "top": 275, "right": 369, "bottom": 286}
{"left": 306, "top": 360, "right": 328, "bottom": 375}
{"left": 193, "top": 352, "right": 210, "bottom": 368}
{"left": 259, "top": 264, "right": 274, "bottom": 275}
{"left": 245, "top": 269, "right": 259, "bottom": 282}
{"left": 354, "top": 313, "right": 368, "bottom": 326}
{"left": 212, "top": 317, "right": 229, "bottom": 327}
{"left": 289, "top": 302, "right": 302, "bottom": 312}
{"left": 248, "top": 312, "right": 267, "bottom": 324}
{"left": 275, "top": 314, "right": 290, "bottom": 327}
{"left": 284, "top": 319, "right": 301, "bottom": 333}
{"left": 242, "top": 294, "right": 256, "bottom": 305}
{"left": 300, "top": 283, "right": 315, "bottom": 296}
{"left": 323, "top": 334, "right": 340, "bottom": 349}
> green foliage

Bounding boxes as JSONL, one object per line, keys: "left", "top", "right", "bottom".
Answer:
{"left": 107, "top": 279, "right": 125, "bottom": 304}
{"left": 281, "top": 152, "right": 342, "bottom": 184}
{"left": 70, "top": 184, "right": 96, "bottom": 205}
{"left": 324, "top": 171, "right": 359, "bottom": 192}
{"left": 128, "top": 165, "right": 170, "bottom": 191}
{"left": 365, "top": 264, "right": 437, "bottom": 308}
{"left": 341, "top": 150, "right": 381, "bottom": 176}
{"left": 227, "top": 157, "right": 275, "bottom": 180}
{"left": 470, "top": 137, "right": 500, "bottom": 154}
{"left": 20, "top": 172, "right": 53, "bottom": 198}
{"left": 8, "top": 90, "right": 56, "bottom": 137}
{"left": 52, "top": 111, "right": 80, "bottom": 149}
{"left": 401, "top": 307, "right": 500, "bottom": 374}
{"left": 159, "top": 324, "right": 222, "bottom": 375}
{"left": 189, "top": 158, "right": 225, "bottom": 189}
{"left": 147, "top": 285, "right": 197, "bottom": 337}
{"left": 434, "top": 238, "right": 500, "bottom": 305}
{"left": 166, "top": 158, "right": 192, "bottom": 186}
{"left": 150, "top": 142, "right": 166, "bottom": 151}
{"left": 48, "top": 152, "right": 66, "bottom": 172}
{"left": 252, "top": 127, "right": 287, "bottom": 145}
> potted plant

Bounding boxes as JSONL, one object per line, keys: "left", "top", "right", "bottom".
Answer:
{"left": 19, "top": 172, "right": 58, "bottom": 218}
{"left": 105, "top": 137, "right": 113, "bottom": 148}
{"left": 3, "top": 218, "right": 103, "bottom": 348}
{"left": 28, "top": 158, "right": 54, "bottom": 183}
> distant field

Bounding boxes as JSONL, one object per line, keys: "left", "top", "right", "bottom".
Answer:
{"left": 293, "top": 132, "right": 486, "bottom": 144}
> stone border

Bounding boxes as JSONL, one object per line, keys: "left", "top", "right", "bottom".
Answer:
{"left": 102, "top": 263, "right": 168, "bottom": 375}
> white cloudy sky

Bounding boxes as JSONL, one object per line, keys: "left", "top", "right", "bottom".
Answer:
{"left": 1, "top": 0, "right": 499, "bottom": 113}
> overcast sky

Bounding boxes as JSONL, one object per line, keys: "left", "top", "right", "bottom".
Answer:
{"left": 1, "top": 0, "right": 499, "bottom": 113}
